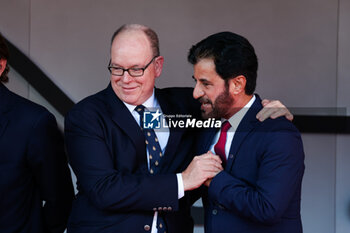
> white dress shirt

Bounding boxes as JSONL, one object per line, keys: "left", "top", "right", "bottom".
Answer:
{"left": 209, "top": 95, "right": 256, "bottom": 158}
{"left": 123, "top": 89, "right": 184, "bottom": 233}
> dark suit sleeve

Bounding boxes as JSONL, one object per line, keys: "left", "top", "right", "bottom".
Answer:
{"left": 64, "top": 108, "right": 179, "bottom": 212}
{"left": 208, "top": 128, "right": 304, "bottom": 224}
{"left": 27, "top": 111, "right": 74, "bottom": 233}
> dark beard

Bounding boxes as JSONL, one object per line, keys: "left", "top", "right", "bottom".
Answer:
{"left": 199, "top": 85, "right": 234, "bottom": 119}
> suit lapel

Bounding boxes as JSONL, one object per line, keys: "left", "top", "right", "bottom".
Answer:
{"left": 104, "top": 84, "right": 147, "bottom": 164}
{"left": 226, "top": 96, "right": 262, "bottom": 170}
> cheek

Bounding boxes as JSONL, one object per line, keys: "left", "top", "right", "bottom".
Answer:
{"left": 206, "top": 90, "right": 218, "bottom": 102}
{"left": 111, "top": 75, "right": 121, "bottom": 83}
{"left": 142, "top": 77, "right": 155, "bottom": 89}
{"left": 210, "top": 89, "right": 225, "bottom": 103}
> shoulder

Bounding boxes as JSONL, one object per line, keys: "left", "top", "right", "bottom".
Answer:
{"left": 258, "top": 117, "right": 300, "bottom": 135}
{"left": 0, "top": 89, "right": 60, "bottom": 137}
{"left": 6, "top": 89, "right": 54, "bottom": 121}
{"left": 67, "top": 88, "right": 107, "bottom": 116}
{"left": 252, "top": 117, "right": 303, "bottom": 158}
{"left": 64, "top": 87, "right": 110, "bottom": 133}
{"left": 250, "top": 94, "right": 300, "bottom": 136}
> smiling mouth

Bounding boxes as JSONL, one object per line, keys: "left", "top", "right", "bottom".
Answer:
{"left": 200, "top": 102, "right": 213, "bottom": 111}
{"left": 122, "top": 86, "right": 138, "bottom": 91}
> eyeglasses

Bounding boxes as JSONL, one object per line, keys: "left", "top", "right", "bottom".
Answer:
{"left": 108, "top": 56, "right": 158, "bottom": 77}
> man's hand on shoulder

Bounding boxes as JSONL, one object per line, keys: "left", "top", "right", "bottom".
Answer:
{"left": 256, "top": 99, "right": 293, "bottom": 122}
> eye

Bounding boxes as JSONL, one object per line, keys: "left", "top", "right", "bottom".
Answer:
{"left": 129, "top": 68, "right": 144, "bottom": 76}
{"left": 130, "top": 68, "right": 143, "bottom": 71}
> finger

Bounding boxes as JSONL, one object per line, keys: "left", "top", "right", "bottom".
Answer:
{"left": 270, "top": 111, "right": 283, "bottom": 119}
{"left": 197, "top": 160, "right": 223, "bottom": 171}
{"left": 270, "top": 109, "right": 289, "bottom": 119}
{"left": 206, "top": 160, "right": 224, "bottom": 170}
{"left": 197, "top": 152, "right": 214, "bottom": 158}
{"left": 200, "top": 153, "right": 223, "bottom": 163}
{"left": 270, "top": 108, "right": 293, "bottom": 121}
{"left": 205, "top": 170, "right": 222, "bottom": 179}
{"left": 261, "top": 99, "right": 271, "bottom": 106}
{"left": 209, "top": 154, "right": 223, "bottom": 163}
{"left": 286, "top": 113, "right": 294, "bottom": 121}
{"left": 257, "top": 108, "right": 275, "bottom": 122}
{"left": 267, "top": 100, "right": 284, "bottom": 108}
{"left": 194, "top": 154, "right": 223, "bottom": 169}
{"left": 256, "top": 106, "right": 270, "bottom": 121}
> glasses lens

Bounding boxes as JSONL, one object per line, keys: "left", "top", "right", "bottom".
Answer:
{"left": 110, "top": 68, "right": 124, "bottom": 76}
{"left": 128, "top": 68, "right": 144, "bottom": 77}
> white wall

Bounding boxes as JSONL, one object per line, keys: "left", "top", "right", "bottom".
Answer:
{"left": 1, "top": 1, "right": 349, "bottom": 232}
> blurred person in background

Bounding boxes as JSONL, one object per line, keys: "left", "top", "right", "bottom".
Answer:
{"left": 0, "top": 32, "right": 74, "bottom": 233}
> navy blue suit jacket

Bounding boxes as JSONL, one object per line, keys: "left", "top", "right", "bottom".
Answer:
{"left": 65, "top": 85, "right": 200, "bottom": 233}
{"left": 0, "top": 83, "right": 74, "bottom": 233}
{"left": 198, "top": 95, "right": 305, "bottom": 233}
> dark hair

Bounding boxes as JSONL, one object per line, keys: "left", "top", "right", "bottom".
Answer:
{"left": 188, "top": 31, "right": 258, "bottom": 95}
{"left": 0, "top": 33, "right": 10, "bottom": 83}
{"left": 111, "top": 24, "right": 160, "bottom": 57}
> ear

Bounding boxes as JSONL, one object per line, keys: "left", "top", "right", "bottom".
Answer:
{"left": 228, "top": 75, "right": 246, "bottom": 95}
{"left": 154, "top": 56, "right": 164, "bottom": 78}
{"left": 0, "top": 59, "right": 7, "bottom": 77}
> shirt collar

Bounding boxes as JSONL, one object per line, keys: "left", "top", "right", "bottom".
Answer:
{"left": 226, "top": 95, "right": 256, "bottom": 131}
{"left": 123, "top": 89, "right": 158, "bottom": 113}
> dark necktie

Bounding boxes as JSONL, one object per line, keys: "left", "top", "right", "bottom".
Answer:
{"left": 135, "top": 105, "right": 167, "bottom": 233}
{"left": 214, "top": 121, "right": 231, "bottom": 167}
{"left": 136, "top": 105, "right": 163, "bottom": 174}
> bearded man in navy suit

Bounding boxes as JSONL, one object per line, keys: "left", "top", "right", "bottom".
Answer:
{"left": 183, "top": 32, "right": 305, "bottom": 233}
{"left": 0, "top": 33, "right": 74, "bottom": 233}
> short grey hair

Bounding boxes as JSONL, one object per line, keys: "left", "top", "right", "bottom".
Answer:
{"left": 111, "top": 24, "right": 160, "bottom": 57}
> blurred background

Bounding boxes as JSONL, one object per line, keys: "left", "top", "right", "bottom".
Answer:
{"left": 1, "top": 0, "right": 350, "bottom": 232}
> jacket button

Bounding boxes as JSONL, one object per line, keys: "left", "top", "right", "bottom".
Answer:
{"left": 144, "top": 225, "right": 151, "bottom": 231}
{"left": 229, "top": 154, "right": 234, "bottom": 159}
{"left": 212, "top": 209, "right": 218, "bottom": 215}
{"left": 168, "top": 207, "right": 172, "bottom": 211}
{"left": 163, "top": 207, "right": 168, "bottom": 211}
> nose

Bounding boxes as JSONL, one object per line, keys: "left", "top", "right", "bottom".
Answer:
{"left": 121, "top": 71, "right": 133, "bottom": 83}
{"left": 193, "top": 83, "right": 204, "bottom": 99}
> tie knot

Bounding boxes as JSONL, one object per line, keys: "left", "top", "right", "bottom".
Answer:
{"left": 135, "top": 105, "right": 145, "bottom": 115}
{"left": 221, "top": 121, "right": 231, "bottom": 132}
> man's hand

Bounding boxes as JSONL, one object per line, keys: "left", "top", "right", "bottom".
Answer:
{"left": 182, "top": 152, "right": 223, "bottom": 191}
{"left": 256, "top": 99, "right": 293, "bottom": 122}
